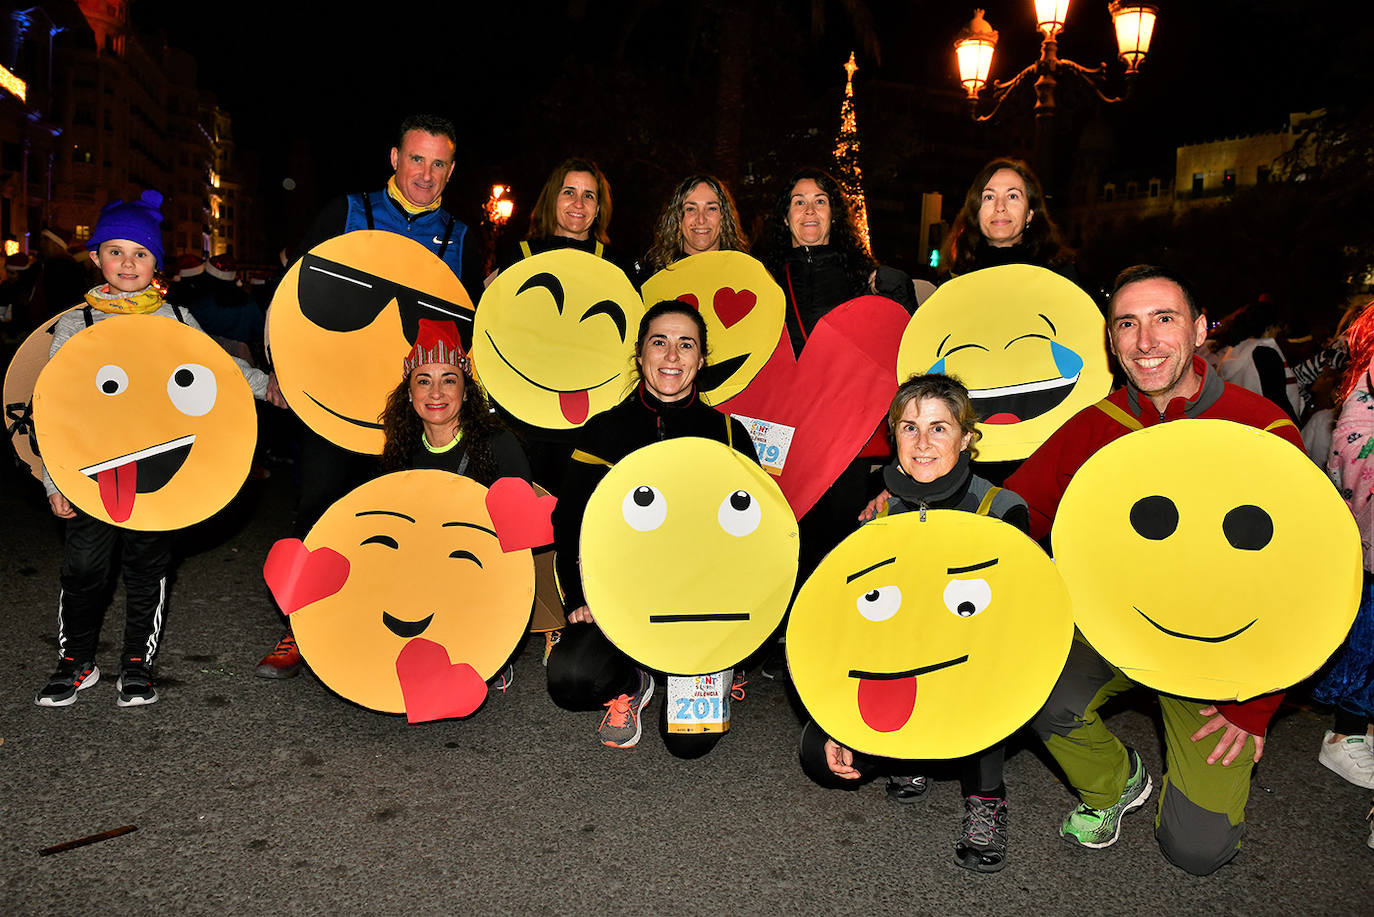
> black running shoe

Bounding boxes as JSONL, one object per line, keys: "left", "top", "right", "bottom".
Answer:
{"left": 116, "top": 658, "right": 158, "bottom": 707}
{"left": 35, "top": 656, "right": 100, "bottom": 707}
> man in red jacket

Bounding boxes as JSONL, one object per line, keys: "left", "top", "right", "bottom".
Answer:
{"left": 1006, "top": 265, "right": 1302, "bottom": 875}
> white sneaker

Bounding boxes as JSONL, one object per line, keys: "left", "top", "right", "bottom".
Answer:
{"left": 1318, "top": 731, "right": 1374, "bottom": 789}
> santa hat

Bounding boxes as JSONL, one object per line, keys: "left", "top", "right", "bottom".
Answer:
{"left": 174, "top": 253, "right": 205, "bottom": 278}
{"left": 404, "top": 319, "right": 468, "bottom": 375}
{"left": 207, "top": 253, "right": 237, "bottom": 281}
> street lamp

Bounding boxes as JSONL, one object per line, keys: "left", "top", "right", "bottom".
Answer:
{"left": 953, "top": 2, "right": 1158, "bottom": 190}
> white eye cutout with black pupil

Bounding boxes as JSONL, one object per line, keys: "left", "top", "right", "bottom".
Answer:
{"left": 166, "top": 363, "right": 218, "bottom": 416}
{"left": 943, "top": 578, "right": 991, "bottom": 617}
{"left": 622, "top": 484, "right": 667, "bottom": 531}
{"left": 96, "top": 364, "right": 128, "bottom": 396}
{"left": 717, "top": 489, "right": 761, "bottom": 537}
{"left": 857, "top": 585, "right": 902, "bottom": 621}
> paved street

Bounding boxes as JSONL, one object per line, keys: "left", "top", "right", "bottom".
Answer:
{"left": 2, "top": 459, "right": 1370, "bottom": 915}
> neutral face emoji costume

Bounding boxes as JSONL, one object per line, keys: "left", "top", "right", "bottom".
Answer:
{"left": 787, "top": 510, "right": 1074, "bottom": 759}
{"left": 579, "top": 438, "right": 799, "bottom": 675}
{"left": 267, "top": 471, "right": 541, "bottom": 718}
{"left": 33, "top": 314, "right": 257, "bottom": 530}
{"left": 1052, "top": 419, "right": 1363, "bottom": 701}
{"left": 896, "top": 264, "right": 1111, "bottom": 463}
{"left": 473, "top": 249, "right": 644, "bottom": 430}
{"left": 639, "top": 251, "right": 785, "bottom": 405}
{"left": 268, "top": 230, "right": 474, "bottom": 455}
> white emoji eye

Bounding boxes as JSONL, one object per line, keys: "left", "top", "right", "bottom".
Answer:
{"left": 622, "top": 484, "right": 667, "bottom": 531}
{"left": 166, "top": 363, "right": 218, "bottom": 416}
{"left": 943, "top": 578, "right": 991, "bottom": 618}
{"left": 717, "top": 489, "right": 761, "bottom": 537}
{"left": 857, "top": 585, "right": 902, "bottom": 622}
{"left": 96, "top": 364, "right": 128, "bottom": 396}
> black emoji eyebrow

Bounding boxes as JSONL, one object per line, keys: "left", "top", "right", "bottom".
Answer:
{"left": 846, "top": 557, "right": 896, "bottom": 583}
{"left": 442, "top": 521, "right": 498, "bottom": 537}
{"left": 947, "top": 558, "right": 998, "bottom": 574}
{"left": 581, "top": 300, "right": 628, "bottom": 341}
{"left": 1040, "top": 313, "right": 1057, "bottom": 335}
{"left": 356, "top": 510, "right": 415, "bottom": 522}
{"left": 517, "top": 272, "right": 565, "bottom": 314}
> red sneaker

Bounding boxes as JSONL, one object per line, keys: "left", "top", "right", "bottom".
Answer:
{"left": 255, "top": 631, "right": 302, "bottom": 679}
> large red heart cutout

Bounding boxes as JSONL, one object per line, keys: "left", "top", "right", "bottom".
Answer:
{"left": 712, "top": 287, "right": 756, "bottom": 329}
{"left": 262, "top": 538, "right": 350, "bottom": 614}
{"left": 486, "top": 476, "right": 556, "bottom": 552}
{"left": 717, "top": 295, "right": 910, "bottom": 519}
{"left": 395, "top": 638, "right": 488, "bottom": 723}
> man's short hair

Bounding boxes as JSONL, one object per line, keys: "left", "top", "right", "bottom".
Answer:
{"left": 1109, "top": 264, "right": 1202, "bottom": 321}
{"left": 396, "top": 114, "right": 457, "bottom": 150}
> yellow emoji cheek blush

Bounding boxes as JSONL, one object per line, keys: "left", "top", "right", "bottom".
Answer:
{"left": 896, "top": 264, "right": 1111, "bottom": 463}
{"left": 787, "top": 511, "right": 1074, "bottom": 759}
{"left": 1053, "top": 419, "right": 1364, "bottom": 701}
{"left": 33, "top": 314, "right": 257, "bottom": 530}
{"left": 578, "top": 438, "right": 799, "bottom": 675}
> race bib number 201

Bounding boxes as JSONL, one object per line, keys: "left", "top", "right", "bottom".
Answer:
{"left": 665, "top": 670, "right": 733, "bottom": 734}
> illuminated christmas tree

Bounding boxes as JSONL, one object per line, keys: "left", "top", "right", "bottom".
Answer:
{"left": 833, "top": 51, "right": 872, "bottom": 254}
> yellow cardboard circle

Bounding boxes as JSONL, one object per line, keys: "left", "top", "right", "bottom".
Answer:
{"left": 291, "top": 470, "right": 534, "bottom": 713}
{"left": 4, "top": 308, "right": 77, "bottom": 480}
{"left": 787, "top": 510, "right": 1074, "bottom": 759}
{"left": 580, "top": 438, "right": 799, "bottom": 674}
{"left": 1053, "top": 419, "right": 1363, "bottom": 701}
{"left": 640, "top": 251, "right": 785, "bottom": 405}
{"left": 32, "top": 314, "right": 257, "bottom": 530}
{"left": 473, "top": 249, "right": 644, "bottom": 430}
{"left": 896, "top": 265, "right": 1111, "bottom": 462}
{"left": 268, "top": 230, "right": 473, "bottom": 455}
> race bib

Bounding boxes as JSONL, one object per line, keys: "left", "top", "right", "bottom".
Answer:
{"left": 731, "top": 413, "right": 795, "bottom": 473}
{"left": 665, "top": 670, "right": 733, "bottom": 734}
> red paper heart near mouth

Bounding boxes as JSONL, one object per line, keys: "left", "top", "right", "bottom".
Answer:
{"left": 713, "top": 287, "right": 756, "bottom": 329}
{"left": 857, "top": 675, "right": 917, "bottom": 733}
{"left": 395, "top": 638, "right": 488, "bottom": 723}
{"left": 262, "top": 539, "right": 350, "bottom": 614}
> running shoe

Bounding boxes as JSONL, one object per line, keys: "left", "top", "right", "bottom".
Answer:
{"left": 597, "top": 669, "right": 654, "bottom": 749}
{"left": 34, "top": 656, "right": 100, "bottom": 707}
{"left": 1060, "top": 747, "right": 1152, "bottom": 849}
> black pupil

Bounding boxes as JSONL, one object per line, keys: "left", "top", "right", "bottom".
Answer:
{"left": 101, "top": 380, "right": 119, "bottom": 393}
{"left": 730, "top": 491, "right": 750, "bottom": 511}
{"left": 1129, "top": 495, "right": 1179, "bottom": 540}
{"left": 633, "top": 486, "right": 654, "bottom": 507}
{"left": 174, "top": 368, "right": 195, "bottom": 387}
{"left": 957, "top": 602, "right": 975, "bottom": 616}
{"left": 864, "top": 590, "right": 879, "bottom": 602}
{"left": 1222, "top": 504, "right": 1273, "bottom": 551}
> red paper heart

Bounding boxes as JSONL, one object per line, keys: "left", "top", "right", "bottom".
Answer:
{"left": 485, "top": 476, "right": 556, "bottom": 552}
{"left": 395, "top": 638, "right": 488, "bottom": 723}
{"left": 677, "top": 293, "right": 699, "bottom": 310}
{"left": 712, "top": 287, "right": 756, "bottom": 329}
{"left": 717, "top": 295, "right": 910, "bottom": 519}
{"left": 262, "top": 538, "right": 350, "bottom": 614}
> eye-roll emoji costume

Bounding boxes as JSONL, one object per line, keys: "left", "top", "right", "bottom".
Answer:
{"left": 268, "top": 230, "right": 474, "bottom": 455}
{"left": 640, "top": 252, "right": 785, "bottom": 405}
{"left": 473, "top": 249, "right": 645, "bottom": 430}
{"left": 1053, "top": 419, "right": 1362, "bottom": 701}
{"left": 578, "top": 438, "right": 799, "bottom": 675}
{"left": 263, "top": 472, "right": 554, "bottom": 722}
{"left": 787, "top": 510, "right": 1074, "bottom": 759}
{"left": 33, "top": 314, "right": 258, "bottom": 530}
{"left": 896, "top": 265, "right": 1111, "bottom": 463}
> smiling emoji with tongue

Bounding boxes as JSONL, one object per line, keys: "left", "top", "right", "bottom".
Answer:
{"left": 473, "top": 249, "right": 645, "bottom": 430}
{"left": 896, "top": 264, "right": 1111, "bottom": 463}
{"left": 786, "top": 509, "right": 1073, "bottom": 759}
{"left": 32, "top": 314, "right": 257, "bottom": 530}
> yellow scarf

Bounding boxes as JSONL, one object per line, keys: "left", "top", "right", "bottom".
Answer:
{"left": 388, "top": 175, "right": 441, "bottom": 215}
{"left": 84, "top": 283, "right": 165, "bottom": 315}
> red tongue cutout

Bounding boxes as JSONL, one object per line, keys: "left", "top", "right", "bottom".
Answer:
{"left": 857, "top": 676, "right": 917, "bottom": 733}
{"left": 713, "top": 287, "right": 756, "bottom": 329}
{"left": 97, "top": 461, "right": 137, "bottom": 523}
{"left": 395, "top": 638, "right": 488, "bottom": 723}
{"left": 983, "top": 412, "right": 1021, "bottom": 425}
{"left": 559, "top": 389, "right": 590, "bottom": 425}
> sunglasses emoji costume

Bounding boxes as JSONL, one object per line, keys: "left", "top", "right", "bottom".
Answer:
{"left": 896, "top": 265, "right": 1111, "bottom": 463}
{"left": 473, "top": 249, "right": 645, "bottom": 430}
{"left": 268, "top": 231, "right": 474, "bottom": 455}
{"left": 33, "top": 314, "right": 257, "bottom": 530}
{"left": 263, "top": 471, "right": 556, "bottom": 722}
{"left": 640, "top": 251, "right": 785, "bottom": 405}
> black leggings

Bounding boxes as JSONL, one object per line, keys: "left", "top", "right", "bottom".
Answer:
{"left": 799, "top": 720, "right": 1006, "bottom": 798}
{"left": 546, "top": 622, "right": 725, "bottom": 759}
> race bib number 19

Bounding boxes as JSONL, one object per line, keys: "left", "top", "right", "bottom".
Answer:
{"left": 665, "top": 670, "right": 733, "bottom": 734}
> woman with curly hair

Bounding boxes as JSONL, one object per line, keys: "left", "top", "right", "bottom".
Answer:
{"left": 640, "top": 174, "right": 749, "bottom": 277}
{"left": 941, "top": 158, "right": 1076, "bottom": 280}
{"left": 489, "top": 157, "right": 631, "bottom": 279}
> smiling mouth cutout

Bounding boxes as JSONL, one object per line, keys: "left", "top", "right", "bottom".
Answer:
{"left": 697, "top": 353, "right": 750, "bottom": 394}
{"left": 304, "top": 392, "right": 385, "bottom": 430}
{"left": 484, "top": 332, "right": 619, "bottom": 424}
{"left": 849, "top": 655, "right": 970, "bottom": 733}
{"left": 80, "top": 434, "right": 195, "bottom": 523}
{"left": 969, "top": 374, "right": 1079, "bottom": 425}
{"left": 383, "top": 611, "right": 435, "bottom": 638}
{"left": 1134, "top": 607, "right": 1257, "bottom": 643}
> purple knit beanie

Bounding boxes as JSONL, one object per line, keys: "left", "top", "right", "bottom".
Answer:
{"left": 86, "top": 189, "right": 166, "bottom": 268}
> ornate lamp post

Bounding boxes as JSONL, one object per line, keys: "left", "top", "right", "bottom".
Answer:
{"left": 482, "top": 184, "right": 514, "bottom": 276}
{"left": 954, "top": 2, "right": 1158, "bottom": 191}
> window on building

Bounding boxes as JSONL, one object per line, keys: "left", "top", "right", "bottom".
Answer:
{"left": 75, "top": 225, "right": 91, "bottom": 241}
{"left": 1149, "top": 179, "right": 1161, "bottom": 198}
{"left": 1192, "top": 173, "right": 1204, "bottom": 195}
{"left": 1, "top": 141, "right": 20, "bottom": 172}
{"left": 1257, "top": 166, "right": 1271, "bottom": 184}
{"left": 1223, "top": 169, "right": 1236, "bottom": 193}
{"left": 1103, "top": 183, "right": 1116, "bottom": 202}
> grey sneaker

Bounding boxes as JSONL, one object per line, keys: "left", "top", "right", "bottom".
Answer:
{"left": 956, "top": 794, "right": 1009, "bottom": 873}
{"left": 115, "top": 660, "right": 159, "bottom": 707}
{"left": 35, "top": 657, "right": 100, "bottom": 707}
{"left": 597, "top": 669, "right": 654, "bottom": 749}
{"left": 1060, "top": 747, "right": 1152, "bottom": 849}
{"left": 885, "top": 774, "right": 930, "bottom": 803}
